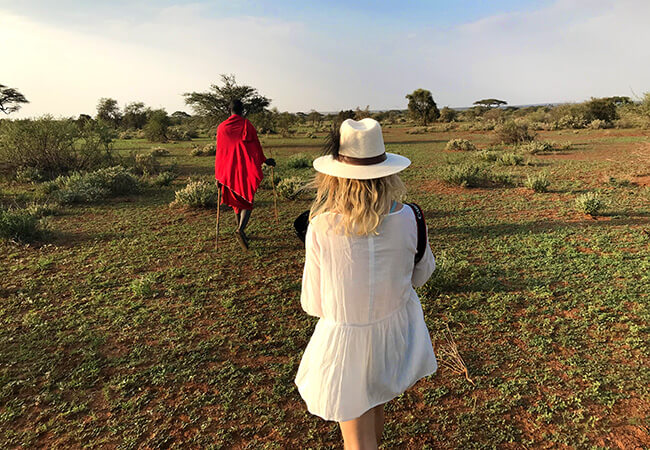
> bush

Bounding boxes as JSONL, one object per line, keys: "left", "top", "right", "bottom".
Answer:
{"left": 48, "top": 166, "right": 140, "bottom": 204}
{"left": 588, "top": 119, "right": 608, "bottom": 129}
{"left": 524, "top": 173, "right": 550, "bottom": 192}
{"left": 575, "top": 192, "right": 605, "bottom": 216}
{"left": 14, "top": 167, "right": 46, "bottom": 183}
{"left": 445, "top": 139, "right": 477, "bottom": 151}
{"left": 441, "top": 164, "right": 513, "bottom": 188}
{"left": 167, "top": 125, "right": 197, "bottom": 141}
{"left": 130, "top": 275, "right": 156, "bottom": 297}
{"left": 0, "top": 116, "right": 115, "bottom": 178}
{"left": 520, "top": 141, "right": 554, "bottom": 154}
{"left": 277, "top": 176, "right": 305, "bottom": 200}
{"left": 0, "top": 207, "right": 43, "bottom": 242}
{"left": 440, "top": 164, "right": 485, "bottom": 187}
{"left": 496, "top": 152, "right": 524, "bottom": 166}
{"left": 150, "top": 147, "right": 170, "bottom": 157}
{"left": 287, "top": 153, "right": 313, "bottom": 169}
{"left": 495, "top": 121, "right": 535, "bottom": 144}
{"left": 171, "top": 180, "right": 220, "bottom": 207}
{"left": 202, "top": 144, "right": 216, "bottom": 156}
{"left": 133, "top": 153, "right": 161, "bottom": 175}
{"left": 24, "top": 201, "right": 60, "bottom": 218}
{"left": 476, "top": 150, "right": 500, "bottom": 162}
{"left": 556, "top": 115, "right": 588, "bottom": 129}
{"left": 190, "top": 145, "right": 203, "bottom": 156}
{"left": 152, "top": 170, "right": 178, "bottom": 187}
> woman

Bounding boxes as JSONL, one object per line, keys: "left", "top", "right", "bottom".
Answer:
{"left": 295, "top": 118, "right": 437, "bottom": 449}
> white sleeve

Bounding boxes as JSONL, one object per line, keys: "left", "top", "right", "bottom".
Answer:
{"left": 411, "top": 226, "right": 435, "bottom": 288}
{"left": 300, "top": 224, "right": 323, "bottom": 317}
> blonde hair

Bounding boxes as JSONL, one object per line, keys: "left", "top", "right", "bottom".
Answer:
{"left": 310, "top": 173, "right": 407, "bottom": 235}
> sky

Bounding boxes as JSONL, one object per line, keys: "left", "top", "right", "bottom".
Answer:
{"left": 2, "top": 0, "right": 650, "bottom": 118}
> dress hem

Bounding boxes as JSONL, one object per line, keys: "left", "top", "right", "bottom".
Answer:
{"left": 295, "top": 365, "right": 438, "bottom": 423}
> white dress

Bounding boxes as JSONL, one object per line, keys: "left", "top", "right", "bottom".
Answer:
{"left": 295, "top": 205, "right": 437, "bottom": 422}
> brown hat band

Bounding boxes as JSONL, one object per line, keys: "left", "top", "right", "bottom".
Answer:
{"left": 335, "top": 152, "right": 387, "bottom": 166}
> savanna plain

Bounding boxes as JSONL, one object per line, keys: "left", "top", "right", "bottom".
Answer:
{"left": 1, "top": 124, "right": 649, "bottom": 449}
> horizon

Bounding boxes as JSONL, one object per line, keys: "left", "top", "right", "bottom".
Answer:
{"left": 2, "top": 0, "right": 649, "bottom": 118}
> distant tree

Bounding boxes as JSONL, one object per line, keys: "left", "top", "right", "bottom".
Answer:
{"left": 405, "top": 89, "right": 440, "bottom": 125}
{"left": 183, "top": 74, "right": 271, "bottom": 123}
{"left": 122, "top": 102, "right": 149, "bottom": 129}
{"left": 585, "top": 97, "right": 618, "bottom": 122}
{"left": 96, "top": 98, "right": 122, "bottom": 127}
{"left": 143, "top": 109, "right": 170, "bottom": 142}
{"left": 604, "top": 96, "right": 632, "bottom": 106}
{"left": 0, "top": 84, "right": 29, "bottom": 114}
{"left": 307, "top": 110, "right": 323, "bottom": 127}
{"left": 295, "top": 112, "right": 307, "bottom": 124}
{"left": 641, "top": 93, "right": 650, "bottom": 117}
{"left": 275, "top": 110, "right": 296, "bottom": 137}
{"left": 439, "top": 106, "right": 457, "bottom": 123}
{"left": 336, "top": 110, "right": 356, "bottom": 123}
{"left": 248, "top": 109, "right": 276, "bottom": 134}
{"left": 355, "top": 105, "right": 371, "bottom": 120}
{"left": 473, "top": 98, "right": 507, "bottom": 108}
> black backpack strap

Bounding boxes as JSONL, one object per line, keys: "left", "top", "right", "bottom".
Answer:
{"left": 406, "top": 202, "right": 427, "bottom": 264}
{"left": 294, "top": 210, "right": 310, "bottom": 244}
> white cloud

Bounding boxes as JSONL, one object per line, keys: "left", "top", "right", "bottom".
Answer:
{"left": 2, "top": 0, "right": 650, "bottom": 118}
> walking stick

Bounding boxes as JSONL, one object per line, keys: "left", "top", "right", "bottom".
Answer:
{"left": 215, "top": 182, "right": 222, "bottom": 251}
{"left": 270, "top": 166, "right": 279, "bottom": 224}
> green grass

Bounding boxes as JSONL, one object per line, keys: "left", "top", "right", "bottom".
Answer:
{"left": 1, "top": 127, "right": 649, "bottom": 448}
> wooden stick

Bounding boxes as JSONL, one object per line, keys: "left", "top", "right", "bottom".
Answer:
{"left": 270, "top": 166, "right": 279, "bottom": 223}
{"left": 215, "top": 182, "right": 222, "bottom": 251}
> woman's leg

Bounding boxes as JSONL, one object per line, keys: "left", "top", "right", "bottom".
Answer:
{"left": 372, "top": 403, "right": 385, "bottom": 444}
{"left": 339, "top": 408, "right": 378, "bottom": 450}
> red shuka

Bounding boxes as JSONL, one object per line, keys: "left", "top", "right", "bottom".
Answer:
{"left": 214, "top": 114, "right": 266, "bottom": 213}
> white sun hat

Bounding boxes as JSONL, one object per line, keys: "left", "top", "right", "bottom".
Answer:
{"left": 312, "top": 118, "right": 410, "bottom": 180}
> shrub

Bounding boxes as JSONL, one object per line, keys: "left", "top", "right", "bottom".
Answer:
{"left": 287, "top": 153, "right": 313, "bottom": 169}
{"left": 520, "top": 141, "right": 554, "bottom": 154}
{"left": 476, "top": 150, "right": 500, "bottom": 162}
{"left": 190, "top": 145, "right": 203, "bottom": 156}
{"left": 49, "top": 166, "right": 140, "bottom": 204}
{"left": 0, "top": 116, "right": 115, "bottom": 178}
{"left": 524, "top": 173, "right": 550, "bottom": 192}
{"left": 130, "top": 275, "right": 156, "bottom": 297}
{"left": 556, "top": 115, "right": 588, "bottom": 129}
{"left": 202, "top": 144, "right": 216, "bottom": 156}
{"left": 167, "top": 125, "right": 197, "bottom": 141}
{"left": 277, "top": 176, "right": 305, "bottom": 200}
{"left": 440, "top": 164, "right": 485, "bottom": 187}
{"left": 441, "top": 164, "right": 512, "bottom": 188}
{"left": 134, "top": 153, "right": 161, "bottom": 175}
{"left": 445, "top": 139, "right": 477, "bottom": 151}
{"left": 495, "top": 121, "right": 535, "bottom": 144}
{"left": 171, "top": 180, "right": 220, "bottom": 207}
{"left": 150, "top": 147, "right": 170, "bottom": 157}
{"left": 14, "top": 167, "right": 46, "bottom": 183}
{"left": 496, "top": 152, "right": 524, "bottom": 166}
{"left": 24, "top": 201, "right": 60, "bottom": 218}
{"left": 0, "top": 207, "right": 43, "bottom": 242}
{"left": 575, "top": 192, "right": 605, "bottom": 216}
{"left": 152, "top": 170, "right": 178, "bottom": 187}
{"left": 588, "top": 119, "right": 608, "bottom": 129}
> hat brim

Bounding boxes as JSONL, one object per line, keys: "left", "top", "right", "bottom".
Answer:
{"left": 312, "top": 153, "right": 411, "bottom": 180}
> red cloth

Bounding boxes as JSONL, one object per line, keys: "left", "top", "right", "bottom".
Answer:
{"left": 214, "top": 114, "right": 266, "bottom": 213}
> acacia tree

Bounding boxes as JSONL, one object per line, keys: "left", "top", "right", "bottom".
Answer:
{"left": 473, "top": 99, "right": 507, "bottom": 108}
{"left": 405, "top": 89, "right": 440, "bottom": 125}
{"left": 96, "top": 98, "right": 122, "bottom": 128}
{"left": 183, "top": 74, "right": 270, "bottom": 123}
{"left": 122, "top": 102, "right": 149, "bottom": 129}
{"left": 0, "top": 84, "right": 29, "bottom": 114}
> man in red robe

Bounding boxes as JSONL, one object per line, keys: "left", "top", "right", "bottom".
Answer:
{"left": 215, "top": 99, "right": 275, "bottom": 250}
